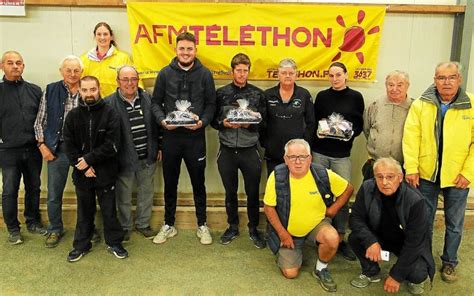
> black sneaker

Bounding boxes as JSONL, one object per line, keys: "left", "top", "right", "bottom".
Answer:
{"left": 27, "top": 222, "right": 48, "bottom": 236}
{"left": 107, "top": 244, "right": 128, "bottom": 259}
{"left": 67, "top": 248, "right": 89, "bottom": 263}
{"left": 312, "top": 268, "right": 337, "bottom": 292}
{"left": 135, "top": 226, "right": 157, "bottom": 239}
{"left": 249, "top": 228, "right": 266, "bottom": 249}
{"left": 337, "top": 240, "right": 356, "bottom": 261}
{"left": 91, "top": 229, "right": 101, "bottom": 244}
{"left": 220, "top": 227, "right": 239, "bottom": 245}
{"left": 8, "top": 231, "right": 24, "bottom": 245}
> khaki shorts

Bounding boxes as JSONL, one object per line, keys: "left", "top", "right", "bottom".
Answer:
{"left": 277, "top": 217, "right": 333, "bottom": 269}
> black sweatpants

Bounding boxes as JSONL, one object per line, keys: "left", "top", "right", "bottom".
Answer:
{"left": 265, "top": 157, "right": 284, "bottom": 178}
{"left": 361, "top": 159, "right": 375, "bottom": 181}
{"left": 217, "top": 145, "right": 261, "bottom": 228}
{"left": 73, "top": 184, "right": 124, "bottom": 251}
{"left": 162, "top": 131, "right": 207, "bottom": 226}
{"left": 348, "top": 233, "right": 428, "bottom": 284}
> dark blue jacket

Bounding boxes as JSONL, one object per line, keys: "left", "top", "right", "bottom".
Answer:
{"left": 0, "top": 76, "right": 41, "bottom": 149}
{"left": 105, "top": 88, "right": 160, "bottom": 172}
{"left": 350, "top": 180, "right": 435, "bottom": 283}
{"left": 0, "top": 77, "right": 41, "bottom": 167}
{"left": 263, "top": 84, "right": 315, "bottom": 161}
{"left": 267, "top": 163, "right": 333, "bottom": 254}
{"left": 43, "top": 81, "right": 69, "bottom": 153}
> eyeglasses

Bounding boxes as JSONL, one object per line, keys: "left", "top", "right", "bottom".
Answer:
{"left": 118, "top": 77, "right": 139, "bottom": 83}
{"left": 375, "top": 174, "right": 397, "bottom": 182}
{"left": 435, "top": 75, "right": 458, "bottom": 82}
{"left": 286, "top": 155, "right": 310, "bottom": 162}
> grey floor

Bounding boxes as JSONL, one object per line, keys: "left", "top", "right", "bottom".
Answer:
{"left": 0, "top": 227, "right": 472, "bottom": 295}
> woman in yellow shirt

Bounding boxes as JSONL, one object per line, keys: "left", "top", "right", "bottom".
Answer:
{"left": 81, "top": 22, "right": 139, "bottom": 97}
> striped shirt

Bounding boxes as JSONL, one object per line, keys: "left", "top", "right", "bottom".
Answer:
{"left": 119, "top": 90, "right": 148, "bottom": 159}
{"left": 34, "top": 81, "right": 79, "bottom": 142}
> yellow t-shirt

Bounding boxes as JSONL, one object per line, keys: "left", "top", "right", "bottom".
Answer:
{"left": 264, "top": 169, "right": 348, "bottom": 237}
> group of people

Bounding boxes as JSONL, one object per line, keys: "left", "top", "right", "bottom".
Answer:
{"left": 0, "top": 21, "right": 473, "bottom": 295}
{"left": 264, "top": 61, "right": 473, "bottom": 295}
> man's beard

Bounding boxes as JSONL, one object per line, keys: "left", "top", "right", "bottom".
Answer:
{"left": 178, "top": 59, "right": 194, "bottom": 68}
{"left": 84, "top": 96, "right": 98, "bottom": 105}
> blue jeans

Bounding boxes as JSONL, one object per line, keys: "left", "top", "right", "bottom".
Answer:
{"left": 312, "top": 152, "right": 351, "bottom": 235}
{"left": 46, "top": 145, "right": 70, "bottom": 234}
{"left": 116, "top": 160, "right": 156, "bottom": 230}
{"left": 1, "top": 147, "right": 42, "bottom": 232}
{"left": 418, "top": 179, "right": 469, "bottom": 266}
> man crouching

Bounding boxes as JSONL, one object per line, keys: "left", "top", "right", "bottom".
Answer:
{"left": 264, "top": 139, "right": 353, "bottom": 292}
{"left": 349, "top": 157, "right": 434, "bottom": 294}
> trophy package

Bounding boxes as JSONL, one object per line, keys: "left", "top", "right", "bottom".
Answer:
{"left": 226, "top": 99, "right": 262, "bottom": 124}
{"left": 317, "top": 112, "right": 354, "bottom": 141}
{"left": 165, "top": 100, "right": 198, "bottom": 126}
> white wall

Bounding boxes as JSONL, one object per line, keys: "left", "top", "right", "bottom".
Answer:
{"left": 0, "top": 4, "right": 472, "bottom": 195}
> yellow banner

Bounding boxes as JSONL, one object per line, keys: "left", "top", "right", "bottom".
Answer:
{"left": 127, "top": 2, "right": 385, "bottom": 81}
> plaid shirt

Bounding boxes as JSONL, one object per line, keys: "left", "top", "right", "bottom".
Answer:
{"left": 34, "top": 81, "right": 79, "bottom": 142}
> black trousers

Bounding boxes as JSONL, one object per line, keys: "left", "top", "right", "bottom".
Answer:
{"left": 73, "top": 184, "right": 124, "bottom": 251}
{"left": 348, "top": 233, "right": 428, "bottom": 284}
{"left": 265, "top": 157, "right": 284, "bottom": 178}
{"left": 217, "top": 145, "right": 261, "bottom": 228}
{"left": 162, "top": 132, "right": 207, "bottom": 226}
{"left": 1, "top": 147, "right": 42, "bottom": 232}
{"left": 361, "top": 159, "right": 375, "bottom": 181}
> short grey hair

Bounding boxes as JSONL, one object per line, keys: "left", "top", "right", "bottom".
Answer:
{"left": 59, "top": 55, "right": 83, "bottom": 70}
{"left": 385, "top": 70, "right": 409, "bottom": 84}
{"left": 278, "top": 58, "right": 297, "bottom": 70}
{"left": 435, "top": 61, "right": 462, "bottom": 76}
{"left": 1, "top": 50, "right": 23, "bottom": 64}
{"left": 116, "top": 65, "right": 139, "bottom": 79}
{"left": 373, "top": 157, "right": 403, "bottom": 175}
{"left": 284, "top": 139, "right": 311, "bottom": 156}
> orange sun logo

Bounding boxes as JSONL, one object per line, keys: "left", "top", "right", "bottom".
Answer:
{"left": 332, "top": 10, "right": 380, "bottom": 64}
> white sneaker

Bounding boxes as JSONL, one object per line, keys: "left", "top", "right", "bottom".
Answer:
{"left": 152, "top": 224, "right": 177, "bottom": 244}
{"left": 196, "top": 224, "right": 213, "bottom": 245}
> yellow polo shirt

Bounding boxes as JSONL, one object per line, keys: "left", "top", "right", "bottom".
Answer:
{"left": 264, "top": 169, "right": 348, "bottom": 237}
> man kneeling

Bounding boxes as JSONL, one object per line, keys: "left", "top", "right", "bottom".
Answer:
{"left": 264, "top": 139, "right": 353, "bottom": 292}
{"left": 349, "top": 157, "right": 434, "bottom": 294}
